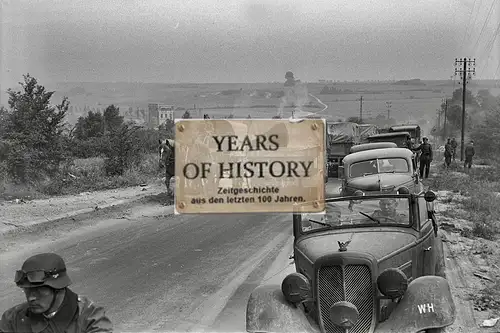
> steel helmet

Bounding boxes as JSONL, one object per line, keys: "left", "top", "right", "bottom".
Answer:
{"left": 15, "top": 253, "right": 72, "bottom": 289}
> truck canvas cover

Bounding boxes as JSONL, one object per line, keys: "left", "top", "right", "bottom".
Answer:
{"left": 358, "top": 124, "right": 378, "bottom": 142}
{"left": 327, "top": 122, "right": 360, "bottom": 144}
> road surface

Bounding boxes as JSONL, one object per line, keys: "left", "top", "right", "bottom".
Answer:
{"left": 0, "top": 179, "right": 341, "bottom": 332}
{"left": 0, "top": 179, "right": 490, "bottom": 332}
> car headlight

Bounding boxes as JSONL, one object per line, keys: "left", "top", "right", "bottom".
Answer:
{"left": 377, "top": 268, "right": 408, "bottom": 299}
{"left": 281, "top": 273, "right": 311, "bottom": 304}
{"left": 329, "top": 301, "right": 359, "bottom": 329}
{"left": 397, "top": 186, "right": 410, "bottom": 194}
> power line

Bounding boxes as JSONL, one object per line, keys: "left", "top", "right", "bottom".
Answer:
{"left": 465, "top": 0, "right": 484, "bottom": 46}
{"left": 471, "top": 0, "right": 496, "bottom": 53}
{"left": 463, "top": 0, "right": 479, "bottom": 45}
{"left": 478, "top": 21, "right": 500, "bottom": 78}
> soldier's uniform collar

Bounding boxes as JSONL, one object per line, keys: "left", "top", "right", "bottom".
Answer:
{"left": 27, "top": 288, "right": 79, "bottom": 333}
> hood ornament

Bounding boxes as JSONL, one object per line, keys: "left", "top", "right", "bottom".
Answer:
{"left": 338, "top": 240, "right": 351, "bottom": 252}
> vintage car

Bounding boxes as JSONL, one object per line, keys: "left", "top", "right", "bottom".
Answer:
{"left": 349, "top": 142, "right": 397, "bottom": 154}
{"left": 339, "top": 147, "right": 423, "bottom": 196}
{"left": 246, "top": 191, "right": 455, "bottom": 333}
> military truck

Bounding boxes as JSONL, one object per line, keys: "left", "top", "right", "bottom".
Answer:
{"left": 390, "top": 124, "right": 422, "bottom": 144}
{"left": 326, "top": 122, "right": 360, "bottom": 178}
{"left": 358, "top": 124, "right": 379, "bottom": 143}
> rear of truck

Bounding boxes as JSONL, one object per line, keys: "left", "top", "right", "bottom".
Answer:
{"left": 326, "top": 122, "right": 361, "bottom": 178}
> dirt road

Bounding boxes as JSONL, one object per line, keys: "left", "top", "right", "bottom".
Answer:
{"left": 0, "top": 178, "right": 496, "bottom": 332}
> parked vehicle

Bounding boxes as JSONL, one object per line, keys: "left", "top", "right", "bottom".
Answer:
{"left": 339, "top": 147, "right": 423, "bottom": 196}
{"left": 349, "top": 142, "right": 397, "bottom": 154}
{"left": 358, "top": 124, "right": 379, "bottom": 143}
{"left": 390, "top": 125, "right": 421, "bottom": 144}
{"left": 326, "top": 122, "right": 360, "bottom": 178}
{"left": 367, "top": 132, "right": 412, "bottom": 148}
{"left": 246, "top": 191, "right": 456, "bottom": 333}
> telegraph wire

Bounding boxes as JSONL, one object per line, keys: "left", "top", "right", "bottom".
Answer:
{"left": 465, "top": 0, "right": 484, "bottom": 45}
{"left": 471, "top": 0, "right": 497, "bottom": 53}
{"left": 478, "top": 21, "right": 500, "bottom": 78}
{"left": 463, "top": 0, "right": 479, "bottom": 46}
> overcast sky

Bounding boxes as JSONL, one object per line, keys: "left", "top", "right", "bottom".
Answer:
{"left": 1, "top": 0, "right": 499, "bottom": 86}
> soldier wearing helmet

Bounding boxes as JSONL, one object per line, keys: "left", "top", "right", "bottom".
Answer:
{"left": 412, "top": 137, "right": 433, "bottom": 179}
{"left": 0, "top": 253, "right": 112, "bottom": 333}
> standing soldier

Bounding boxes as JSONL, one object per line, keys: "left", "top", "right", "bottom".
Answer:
{"left": 450, "top": 137, "right": 458, "bottom": 161}
{"left": 413, "top": 137, "right": 433, "bottom": 179}
{"left": 444, "top": 138, "right": 453, "bottom": 168}
{"left": 0, "top": 253, "right": 113, "bottom": 333}
{"left": 464, "top": 140, "right": 475, "bottom": 172}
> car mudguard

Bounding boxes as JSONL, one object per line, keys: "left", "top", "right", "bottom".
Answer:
{"left": 376, "top": 276, "right": 456, "bottom": 333}
{"left": 246, "top": 284, "right": 320, "bottom": 333}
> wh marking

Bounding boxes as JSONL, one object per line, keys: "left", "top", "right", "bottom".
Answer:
{"left": 417, "top": 303, "right": 435, "bottom": 314}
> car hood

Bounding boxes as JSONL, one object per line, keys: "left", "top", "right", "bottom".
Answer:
{"left": 347, "top": 174, "right": 413, "bottom": 191}
{"left": 296, "top": 230, "right": 416, "bottom": 262}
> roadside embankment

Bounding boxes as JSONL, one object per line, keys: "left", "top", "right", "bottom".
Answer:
{"left": 429, "top": 158, "right": 500, "bottom": 331}
{"left": 0, "top": 179, "right": 168, "bottom": 236}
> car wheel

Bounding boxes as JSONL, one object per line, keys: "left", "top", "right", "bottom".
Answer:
{"left": 426, "top": 328, "right": 446, "bottom": 333}
{"left": 434, "top": 237, "right": 446, "bottom": 278}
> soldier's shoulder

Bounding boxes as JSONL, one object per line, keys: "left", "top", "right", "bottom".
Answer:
{"left": 1, "top": 302, "right": 29, "bottom": 319}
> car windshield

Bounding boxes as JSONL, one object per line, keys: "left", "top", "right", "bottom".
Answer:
{"left": 301, "top": 196, "right": 411, "bottom": 232}
{"left": 349, "top": 158, "right": 409, "bottom": 177}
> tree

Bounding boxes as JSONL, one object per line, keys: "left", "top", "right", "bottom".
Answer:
{"left": 444, "top": 104, "right": 468, "bottom": 131}
{"left": 103, "top": 104, "right": 123, "bottom": 132}
{"left": 476, "top": 89, "right": 497, "bottom": 111}
{"left": 2, "top": 74, "right": 70, "bottom": 182}
{"left": 103, "top": 123, "right": 143, "bottom": 176}
{"left": 74, "top": 111, "right": 105, "bottom": 140}
{"left": 451, "top": 88, "right": 476, "bottom": 106}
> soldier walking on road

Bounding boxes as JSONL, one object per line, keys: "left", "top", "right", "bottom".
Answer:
{"left": 464, "top": 140, "right": 475, "bottom": 172}
{"left": 444, "top": 138, "right": 453, "bottom": 168}
{"left": 0, "top": 253, "right": 113, "bottom": 333}
{"left": 413, "top": 137, "right": 433, "bottom": 179}
{"left": 450, "top": 137, "right": 458, "bottom": 161}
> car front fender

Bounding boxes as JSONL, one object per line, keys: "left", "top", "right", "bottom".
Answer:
{"left": 376, "top": 276, "right": 456, "bottom": 333}
{"left": 246, "top": 284, "right": 320, "bottom": 333}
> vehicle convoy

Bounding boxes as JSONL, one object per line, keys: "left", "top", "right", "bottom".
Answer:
{"left": 246, "top": 191, "right": 456, "bottom": 333}
{"left": 339, "top": 147, "right": 423, "bottom": 197}
{"left": 326, "top": 122, "right": 360, "bottom": 178}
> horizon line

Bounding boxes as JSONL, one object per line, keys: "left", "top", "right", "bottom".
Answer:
{"left": 47, "top": 78, "right": 500, "bottom": 85}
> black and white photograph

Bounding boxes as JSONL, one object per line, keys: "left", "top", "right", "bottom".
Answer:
{"left": 1, "top": 0, "right": 500, "bottom": 332}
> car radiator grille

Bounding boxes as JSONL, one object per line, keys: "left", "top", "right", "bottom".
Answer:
{"left": 317, "top": 265, "right": 374, "bottom": 333}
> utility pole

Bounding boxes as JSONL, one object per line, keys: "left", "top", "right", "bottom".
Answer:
{"left": 454, "top": 58, "right": 476, "bottom": 161}
{"left": 359, "top": 96, "right": 363, "bottom": 123}
{"left": 386, "top": 101, "right": 392, "bottom": 119}
{"left": 437, "top": 109, "right": 441, "bottom": 139}
{"left": 442, "top": 97, "right": 448, "bottom": 140}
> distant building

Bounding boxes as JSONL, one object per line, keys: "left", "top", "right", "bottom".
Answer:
{"left": 148, "top": 103, "right": 181, "bottom": 128}
{"left": 159, "top": 104, "right": 175, "bottom": 124}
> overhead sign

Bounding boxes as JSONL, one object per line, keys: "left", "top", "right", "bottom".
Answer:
{"left": 174, "top": 119, "right": 325, "bottom": 214}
